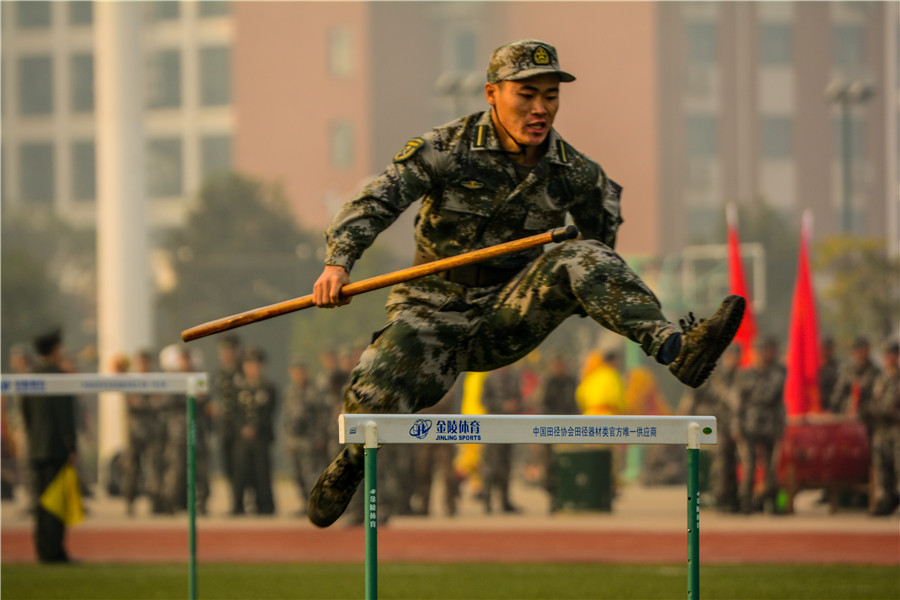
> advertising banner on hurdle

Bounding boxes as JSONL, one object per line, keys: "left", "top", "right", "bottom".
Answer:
{"left": 340, "top": 414, "right": 717, "bottom": 446}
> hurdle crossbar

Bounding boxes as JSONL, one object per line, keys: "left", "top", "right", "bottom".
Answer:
{"left": 1, "top": 373, "right": 207, "bottom": 600}
{"left": 340, "top": 413, "right": 715, "bottom": 600}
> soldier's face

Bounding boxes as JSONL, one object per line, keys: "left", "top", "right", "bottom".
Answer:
{"left": 486, "top": 74, "right": 560, "bottom": 147}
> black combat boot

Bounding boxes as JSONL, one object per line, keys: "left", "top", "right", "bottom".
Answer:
{"left": 669, "top": 295, "right": 746, "bottom": 388}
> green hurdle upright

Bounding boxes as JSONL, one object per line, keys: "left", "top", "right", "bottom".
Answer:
{"left": 340, "top": 414, "right": 716, "bottom": 600}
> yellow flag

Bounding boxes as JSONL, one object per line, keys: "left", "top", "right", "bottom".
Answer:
{"left": 39, "top": 464, "right": 85, "bottom": 526}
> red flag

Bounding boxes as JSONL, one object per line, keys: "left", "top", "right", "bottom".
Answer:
{"left": 784, "top": 211, "right": 821, "bottom": 415}
{"left": 727, "top": 205, "right": 756, "bottom": 366}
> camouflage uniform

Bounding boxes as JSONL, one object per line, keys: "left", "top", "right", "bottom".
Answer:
{"left": 231, "top": 370, "right": 277, "bottom": 515}
{"left": 121, "top": 391, "right": 167, "bottom": 513}
{"left": 680, "top": 358, "right": 741, "bottom": 511}
{"left": 212, "top": 365, "right": 240, "bottom": 485}
{"left": 831, "top": 358, "right": 881, "bottom": 435}
{"left": 869, "top": 349, "right": 900, "bottom": 515}
{"left": 161, "top": 392, "right": 187, "bottom": 512}
{"left": 536, "top": 358, "right": 578, "bottom": 502}
{"left": 308, "top": 38, "right": 744, "bottom": 529}
{"left": 283, "top": 374, "right": 330, "bottom": 504}
{"left": 327, "top": 108, "right": 678, "bottom": 419}
{"left": 734, "top": 361, "right": 786, "bottom": 512}
{"left": 480, "top": 365, "right": 523, "bottom": 513}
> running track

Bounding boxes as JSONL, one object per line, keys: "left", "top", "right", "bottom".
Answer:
{"left": 3, "top": 526, "right": 897, "bottom": 565}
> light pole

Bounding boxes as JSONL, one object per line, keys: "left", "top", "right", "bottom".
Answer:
{"left": 434, "top": 71, "right": 484, "bottom": 120}
{"left": 825, "top": 79, "right": 875, "bottom": 234}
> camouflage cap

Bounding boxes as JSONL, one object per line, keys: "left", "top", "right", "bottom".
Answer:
{"left": 487, "top": 39, "right": 576, "bottom": 84}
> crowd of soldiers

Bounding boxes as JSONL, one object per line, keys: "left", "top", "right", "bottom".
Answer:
{"left": 3, "top": 330, "right": 898, "bottom": 521}
{"left": 680, "top": 335, "right": 900, "bottom": 517}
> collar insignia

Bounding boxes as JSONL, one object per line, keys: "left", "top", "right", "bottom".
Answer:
{"left": 461, "top": 180, "right": 484, "bottom": 190}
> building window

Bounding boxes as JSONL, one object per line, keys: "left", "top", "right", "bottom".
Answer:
{"left": 201, "top": 135, "right": 231, "bottom": 179}
{"left": 18, "top": 55, "right": 54, "bottom": 116}
{"left": 146, "top": 50, "right": 181, "bottom": 109}
{"left": 70, "top": 53, "right": 94, "bottom": 112}
{"left": 199, "top": 47, "right": 230, "bottom": 106}
{"left": 148, "top": 1, "right": 179, "bottom": 21}
{"left": 17, "top": 1, "right": 51, "bottom": 28}
{"left": 198, "top": 1, "right": 229, "bottom": 17}
{"left": 761, "top": 116, "right": 793, "bottom": 159}
{"left": 759, "top": 23, "right": 792, "bottom": 65}
{"left": 686, "top": 115, "right": 718, "bottom": 157}
{"left": 833, "top": 25, "right": 864, "bottom": 72}
{"left": 686, "top": 21, "right": 717, "bottom": 63}
{"left": 147, "top": 138, "right": 183, "bottom": 198}
{"left": 330, "top": 121, "right": 354, "bottom": 169}
{"left": 68, "top": 1, "right": 92, "bottom": 25}
{"left": 328, "top": 28, "right": 353, "bottom": 79}
{"left": 20, "top": 142, "right": 55, "bottom": 204}
{"left": 71, "top": 141, "right": 95, "bottom": 202}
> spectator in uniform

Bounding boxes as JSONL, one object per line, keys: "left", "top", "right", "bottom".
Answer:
{"left": 232, "top": 347, "right": 278, "bottom": 515}
{"left": 832, "top": 337, "right": 881, "bottom": 439}
{"left": 733, "top": 336, "right": 786, "bottom": 514}
{"left": 536, "top": 352, "right": 578, "bottom": 510}
{"left": 679, "top": 345, "right": 741, "bottom": 512}
{"left": 121, "top": 350, "right": 168, "bottom": 516}
{"left": 22, "top": 328, "right": 77, "bottom": 562}
{"left": 818, "top": 337, "right": 840, "bottom": 413}
{"left": 283, "top": 359, "right": 330, "bottom": 512}
{"left": 481, "top": 364, "right": 523, "bottom": 513}
{"left": 212, "top": 335, "right": 241, "bottom": 492}
{"left": 869, "top": 340, "right": 900, "bottom": 516}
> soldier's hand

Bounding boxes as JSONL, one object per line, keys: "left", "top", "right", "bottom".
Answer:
{"left": 313, "top": 265, "right": 352, "bottom": 308}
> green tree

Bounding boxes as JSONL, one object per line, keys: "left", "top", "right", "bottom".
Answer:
{"left": 159, "top": 173, "right": 319, "bottom": 376}
{"left": 1, "top": 211, "right": 95, "bottom": 366}
{"left": 814, "top": 236, "right": 900, "bottom": 348}
{"left": 161, "top": 172, "right": 406, "bottom": 389}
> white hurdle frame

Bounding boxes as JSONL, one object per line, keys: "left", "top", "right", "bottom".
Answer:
{"left": 1, "top": 373, "right": 207, "bottom": 600}
{"left": 340, "top": 414, "right": 716, "bottom": 600}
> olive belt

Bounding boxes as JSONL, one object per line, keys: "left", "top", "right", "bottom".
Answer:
{"left": 413, "top": 249, "right": 522, "bottom": 287}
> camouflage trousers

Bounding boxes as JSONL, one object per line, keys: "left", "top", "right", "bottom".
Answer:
{"left": 345, "top": 240, "right": 677, "bottom": 416}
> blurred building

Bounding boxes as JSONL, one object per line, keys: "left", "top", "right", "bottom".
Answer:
{"left": 1, "top": 0, "right": 232, "bottom": 230}
{"left": 2, "top": 1, "right": 897, "bottom": 256}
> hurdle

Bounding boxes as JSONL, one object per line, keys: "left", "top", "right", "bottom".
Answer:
{"left": 340, "top": 413, "right": 716, "bottom": 600}
{"left": 1, "top": 373, "right": 207, "bottom": 600}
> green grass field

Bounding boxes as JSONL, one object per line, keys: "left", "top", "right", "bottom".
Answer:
{"left": 2, "top": 563, "right": 898, "bottom": 600}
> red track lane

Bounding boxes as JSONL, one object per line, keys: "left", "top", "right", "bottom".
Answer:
{"left": 3, "top": 528, "right": 897, "bottom": 565}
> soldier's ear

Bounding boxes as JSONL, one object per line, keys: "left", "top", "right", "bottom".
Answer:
{"left": 485, "top": 82, "right": 497, "bottom": 107}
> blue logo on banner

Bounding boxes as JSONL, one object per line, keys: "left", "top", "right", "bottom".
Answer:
{"left": 409, "top": 419, "right": 433, "bottom": 439}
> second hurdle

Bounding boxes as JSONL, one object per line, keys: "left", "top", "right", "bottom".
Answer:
{"left": 339, "top": 413, "right": 717, "bottom": 600}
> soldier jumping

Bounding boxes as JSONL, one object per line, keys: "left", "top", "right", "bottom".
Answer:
{"left": 307, "top": 39, "right": 746, "bottom": 527}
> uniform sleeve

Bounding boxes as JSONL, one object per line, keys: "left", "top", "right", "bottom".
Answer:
{"left": 324, "top": 135, "right": 443, "bottom": 272}
{"left": 566, "top": 164, "right": 623, "bottom": 250}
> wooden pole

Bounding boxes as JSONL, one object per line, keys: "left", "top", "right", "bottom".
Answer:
{"left": 181, "top": 225, "right": 578, "bottom": 342}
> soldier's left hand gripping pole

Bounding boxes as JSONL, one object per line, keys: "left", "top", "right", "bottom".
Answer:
{"left": 181, "top": 225, "right": 579, "bottom": 342}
